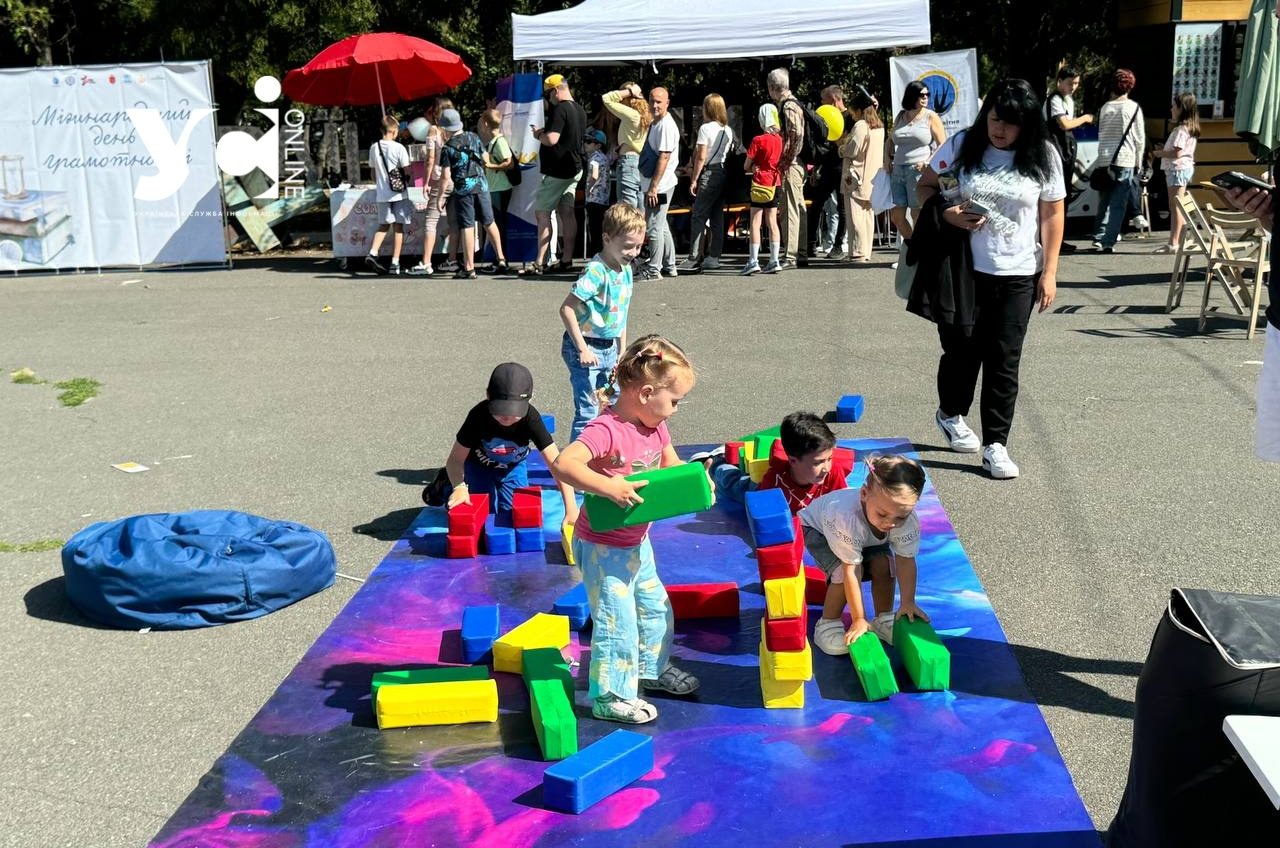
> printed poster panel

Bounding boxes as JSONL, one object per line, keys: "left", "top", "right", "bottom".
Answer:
{"left": 890, "top": 49, "right": 981, "bottom": 138}
{"left": 1173, "top": 23, "right": 1223, "bottom": 108}
{"left": 0, "top": 61, "right": 225, "bottom": 271}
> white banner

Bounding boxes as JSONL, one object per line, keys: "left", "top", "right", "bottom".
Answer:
{"left": 890, "top": 50, "right": 981, "bottom": 139}
{"left": 0, "top": 61, "right": 226, "bottom": 271}
{"left": 496, "top": 73, "right": 544, "bottom": 263}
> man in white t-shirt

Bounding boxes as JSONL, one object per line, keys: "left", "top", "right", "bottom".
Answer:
{"left": 637, "top": 86, "right": 681, "bottom": 280}
{"left": 366, "top": 114, "right": 413, "bottom": 276}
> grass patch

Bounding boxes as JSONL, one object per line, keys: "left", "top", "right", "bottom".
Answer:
{"left": 53, "top": 377, "right": 102, "bottom": 407}
{"left": 0, "top": 539, "right": 65, "bottom": 553}
{"left": 10, "top": 367, "right": 45, "bottom": 384}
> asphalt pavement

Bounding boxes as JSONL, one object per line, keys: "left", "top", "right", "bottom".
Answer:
{"left": 2, "top": 236, "right": 1276, "bottom": 846}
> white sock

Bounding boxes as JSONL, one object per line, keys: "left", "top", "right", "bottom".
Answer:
{"left": 749, "top": 243, "right": 759, "bottom": 263}
{"left": 769, "top": 241, "right": 780, "bottom": 263}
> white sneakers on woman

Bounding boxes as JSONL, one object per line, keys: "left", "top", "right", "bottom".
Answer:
{"left": 935, "top": 409, "right": 981, "bottom": 453}
{"left": 982, "top": 443, "right": 1020, "bottom": 479}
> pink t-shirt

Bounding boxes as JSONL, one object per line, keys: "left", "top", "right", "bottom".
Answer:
{"left": 573, "top": 407, "right": 670, "bottom": 547}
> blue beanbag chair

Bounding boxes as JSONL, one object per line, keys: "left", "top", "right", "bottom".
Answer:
{"left": 62, "top": 510, "right": 337, "bottom": 630}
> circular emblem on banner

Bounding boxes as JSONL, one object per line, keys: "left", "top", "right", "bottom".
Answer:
{"left": 918, "top": 71, "right": 959, "bottom": 117}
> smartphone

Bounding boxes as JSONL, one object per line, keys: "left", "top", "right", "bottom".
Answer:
{"left": 1210, "top": 171, "right": 1273, "bottom": 192}
{"left": 965, "top": 199, "right": 993, "bottom": 217}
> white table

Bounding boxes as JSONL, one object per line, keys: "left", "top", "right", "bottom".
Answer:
{"left": 1223, "top": 714, "right": 1280, "bottom": 809}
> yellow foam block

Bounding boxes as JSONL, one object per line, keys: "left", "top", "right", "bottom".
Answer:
{"left": 759, "top": 660, "right": 806, "bottom": 708}
{"left": 763, "top": 572, "right": 806, "bottom": 619}
{"left": 375, "top": 679, "right": 498, "bottom": 729}
{"left": 561, "top": 522, "right": 576, "bottom": 566}
{"left": 747, "top": 457, "right": 770, "bottom": 484}
{"left": 492, "top": 612, "right": 571, "bottom": 673}
{"left": 759, "top": 635, "right": 813, "bottom": 682}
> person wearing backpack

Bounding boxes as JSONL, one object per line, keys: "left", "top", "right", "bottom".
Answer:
{"left": 679, "top": 93, "right": 735, "bottom": 272}
{"left": 884, "top": 81, "right": 946, "bottom": 242}
{"left": 437, "top": 109, "right": 489, "bottom": 279}
{"left": 1090, "top": 69, "right": 1145, "bottom": 254}
{"left": 768, "top": 68, "right": 811, "bottom": 268}
{"left": 1044, "top": 67, "right": 1093, "bottom": 201}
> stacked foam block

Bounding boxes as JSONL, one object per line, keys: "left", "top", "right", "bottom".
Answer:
{"left": 745, "top": 487, "right": 810, "bottom": 708}
{"left": 446, "top": 493, "right": 490, "bottom": 558}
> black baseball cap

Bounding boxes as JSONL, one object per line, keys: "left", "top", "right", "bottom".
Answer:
{"left": 487, "top": 362, "right": 533, "bottom": 417}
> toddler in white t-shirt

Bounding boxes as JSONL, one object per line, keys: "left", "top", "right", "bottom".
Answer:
{"left": 798, "top": 454, "right": 930, "bottom": 656}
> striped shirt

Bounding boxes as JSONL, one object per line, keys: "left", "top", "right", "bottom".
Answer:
{"left": 1096, "top": 98, "right": 1146, "bottom": 169}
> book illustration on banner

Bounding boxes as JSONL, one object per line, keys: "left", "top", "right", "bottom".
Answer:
{"left": 0, "top": 186, "right": 76, "bottom": 270}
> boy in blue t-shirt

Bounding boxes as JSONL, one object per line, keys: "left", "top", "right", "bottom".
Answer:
{"left": 557, "top": 203, "right": 646, "bottom": 439}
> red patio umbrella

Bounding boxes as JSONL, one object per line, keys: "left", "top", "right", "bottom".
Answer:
{"left": 282, "top": 32, "right": 472, "bottom": 110}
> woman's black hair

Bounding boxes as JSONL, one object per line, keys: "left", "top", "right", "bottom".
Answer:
{"left": 901, "top": 81, "right": 928, "bottom": 110}
{"left": 954, "top": 78, "right": 1054, "bottom": 183}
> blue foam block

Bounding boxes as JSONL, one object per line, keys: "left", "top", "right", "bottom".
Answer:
{"left": 483, "top": 515, "right": 517, "bottom": 555}
{"left": 552, "top": 583, "right": 590, "bottom": 629}
{"left": 836, "top": 394, "right": 865, "bottom": 423}
{"left": 460, "top": 604, "right": 500, "bottom": 663}
{"left": 406, "top": 507, "right": 449, "bottom": 556}
{"left": 744, "top": 488, "right": 794, "bottom": 548}
{"left": 543, "top": 729, "right": 654, "bottom": 813}
{"left": 541, "top": 413, "right": 556, "bottom": 434}
{"left": 515, "top": 525, "right": 544, "bottom": 553}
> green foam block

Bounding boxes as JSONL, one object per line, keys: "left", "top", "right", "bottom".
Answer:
{"left": 848, "top": 632, "right": 899, "bottom": 701}
{"left": 528, "top": 677, "right": 578, "bottom": 760}
{"left": 893, "top": 618, "right": 951, "bottom": 690}
{"left": 739, "top": 425, "right": 782, "bottom": 466}
{"left": 522, "top": 647, "right": 575, "bottom": 702}
{"left": 371, "top": 665, "right": 489, "bottom": 698}
{"left": 582, "top": 462, "right": 714, "bottom": 532}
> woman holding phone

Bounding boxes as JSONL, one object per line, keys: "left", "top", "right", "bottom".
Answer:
{"left": 915, "top": 78, "right": 1065, "bottom": 479}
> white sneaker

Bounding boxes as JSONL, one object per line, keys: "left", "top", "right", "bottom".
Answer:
{"left": 701, "top": 256, "right": 720, "bottom": 270}
{"left": 870, "top": 612, "right": 895, "bottom": 645}
{"left": 813, "top": 617, "right": 847, "bottom": 656}
{"left": 935, "top": 409, "right": 981, "bottom": 453}
{"left": 1129, "top": 215, "right": 1149, "bottom": 230}
{"left": 688, "top": 445, "right": 726, "bottom": 464}
{"left": 982, "top": 443, "right": 1019, "bottom": 479}
{"left": 407, "top": 262, "right": 433, "bottom": 276}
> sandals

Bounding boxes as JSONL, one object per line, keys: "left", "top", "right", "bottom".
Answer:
{"left": 592, "top": 696, "right": 658, "bottom": 724}
{"left": 640, "top": 664, "right": 700, "bottom": 696}
{"left": 453, "top": 268, "right": 478, "bottom": 280}
{"left": 517, "top": 262, "right": 545, "bottom": 277}
{"left": 484, "top": 261, "right": 513, "bottom": 274}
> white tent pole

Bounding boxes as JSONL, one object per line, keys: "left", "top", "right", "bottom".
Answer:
{"left": 376, "top": 64, "right": 385, "bottom": 114}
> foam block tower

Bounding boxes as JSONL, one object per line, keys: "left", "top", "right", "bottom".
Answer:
{"left": 447, "top": 493, "right": 491, "bottom": 558}
{"left": 745, "top": 489, "right": 811, "bottom": 708}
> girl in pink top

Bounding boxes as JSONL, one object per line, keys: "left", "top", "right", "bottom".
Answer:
{"left": 1152, "top": 92, "right": 1201, "bottom": 254}
{"left": 554, "top": 335, "right": 706, "bottom": 724}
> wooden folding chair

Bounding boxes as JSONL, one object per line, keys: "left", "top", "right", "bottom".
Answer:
{"left": 1166, "top": 193, "right": 1213, "bottom": 312}
{"left": 1199, "top": 205, "right": 1270, "bottom": 339}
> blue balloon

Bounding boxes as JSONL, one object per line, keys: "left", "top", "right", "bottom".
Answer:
{"left": 408, "top": 117, "right": 430, "bottom": 142}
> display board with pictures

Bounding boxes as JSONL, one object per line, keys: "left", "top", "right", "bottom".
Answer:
{"left": 1172, "top": 23, "right": 1223, "bottom": 108}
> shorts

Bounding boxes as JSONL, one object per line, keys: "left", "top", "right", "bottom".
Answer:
{"left": 452, "top": 192, "right": 479, "bottom": 229}
{"left": 1257, "top": 322, "right": 1280, "bottom": 462}
{"left": 380, "top": 198, "right": 413, "bottom": 225}
{"left": 423, "top": 184, "right": 450, "bottom": 232}
{"left": 890, "top": 163, "right": 924, "bottom": 208}
{"left": 750, "top": 182, "right": 779, "bottom": 209}
{"left": 1166, "top": 166, "right": 1194, "bottom": 188}
{"left": 535, "top": 172, "right": 581, "bottom": 212}
{"left": 476, "top": 186, "right": 495, "bottom": 227}
{"left": 801, "top": 524, "right": 891, "bottom": 585}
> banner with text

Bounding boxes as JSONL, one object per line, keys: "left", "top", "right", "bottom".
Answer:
{"left": 0, "top": 61, "right": 226, "bottom": 271}
{"left": 889, "top": 50, "right": 981, "bottom": 139}
{"left": 496, "top": 73, "right": 545, "bottom": 263}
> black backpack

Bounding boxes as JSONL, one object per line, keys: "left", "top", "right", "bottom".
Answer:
{"left": 1045, "top": 94, "right": 1077, "bottom": 172}
{"left": 781, "top": 97, "right": 831, "bottom": 165}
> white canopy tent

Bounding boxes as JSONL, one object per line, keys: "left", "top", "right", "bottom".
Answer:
{"left": 511, "top": 0, "right": 931, "bottom": 64}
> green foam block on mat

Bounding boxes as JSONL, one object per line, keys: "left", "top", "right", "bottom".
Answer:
{"left": 893, "top": 618, "right": 951, "bottom": 690}
{"left": 740, "top": 425, "right": 782, "bottom": 465}
{"left": 371, "top": 665, "right": 489, "bottom": 698}
{"left": 522, "top": 647, "right": 577, "bottom": 760}
{"left": 582, "top": 462, "right": 714, "bottom": 532}
{"left": 848, "top": 632, "right": 899, "bottom": 701}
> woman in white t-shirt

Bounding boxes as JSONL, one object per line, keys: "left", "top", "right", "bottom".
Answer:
{"left": 681, "top": 93, "right": 735, "bottom": 271}
{"left": 916, "top": 79, "right": 1065, "bottom": 480}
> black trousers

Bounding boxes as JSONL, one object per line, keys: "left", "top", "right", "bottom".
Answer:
{"left": 807, "top": 165, "right": 843, "bottom": 253}
{"left": 587, "top": 202, "right": 606, "bottom": 258}
{"left": 936, "top": 272, "right": 1037, "bottom": 446}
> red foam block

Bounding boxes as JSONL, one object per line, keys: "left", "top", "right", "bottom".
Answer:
{"left": 764, "top": 607, "right": 808, "bottom": 652}
{"left": 831, "top": 446, "right": 856, "bottom": 478}
{"left": 756, "top": 519, "right": 804, "bottom": 581}
{"left": 769, "top": 439, "right": 788, "bottom": 465}
{"left": 724, "top": 441, "right": 744, "bottom": 465}
{"left": 667, "top": 582, "right": 739, "bottom": 619}
{"left": 512, "top": 486, "right": 543, "bottom": 529}
{"left": 448, "top": 493, "right": 491, "bottom": 536}
{"left": 804, "top": 566, "right": 827, "bottom": 605}
{"left": 446, "top": 533, "right": 480, "bottom": 559}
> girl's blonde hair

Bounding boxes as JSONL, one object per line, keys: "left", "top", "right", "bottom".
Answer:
{"left": 1172, "top": 92, "right": 1202, "bottom": 138}
{"left": 864, "top": 454, "right": 926, "bottom": 500}
{"left": 599, "top": 335, "right": 695, "bottom": 405}
{"left": 621, "top": 81, "right": 653, "bottom": 133}
{"left": 702, "top": 93, "right": 728, "bottom": 126}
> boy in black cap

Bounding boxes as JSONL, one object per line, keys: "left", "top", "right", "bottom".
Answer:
{"left": 428, "top": 363, "right": 578, "bottom": 522}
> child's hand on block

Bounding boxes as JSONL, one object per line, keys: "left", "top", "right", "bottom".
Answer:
{"left": 447, "top": 483, "right": 472, "bottom": 509}
{"left": 605, "top": 476, "right": 649, "bottom": 509}
{"left": 896, "top": 601, "right": 930, "bottom": 623}
{"left": 844, "top": 617, "right": 870, "bottom": 645}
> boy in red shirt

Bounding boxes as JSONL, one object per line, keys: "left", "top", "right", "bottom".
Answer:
{"left": 692, "top": 411, "right": 849, "bottom": 513}
{"left": 741, "top": 103, "right": 784, "bottom": 275}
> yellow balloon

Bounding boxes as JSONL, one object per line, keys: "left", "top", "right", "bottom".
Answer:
{"left": 816, "top": 104, "right": 844, "bottom": 141}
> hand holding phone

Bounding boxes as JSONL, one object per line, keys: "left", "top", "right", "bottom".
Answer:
{"left": 965, "top": 199, "right": 993, "bottom": 217}
{"left": 1210, "top": 171, "right": 1273, "bottom": 192}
